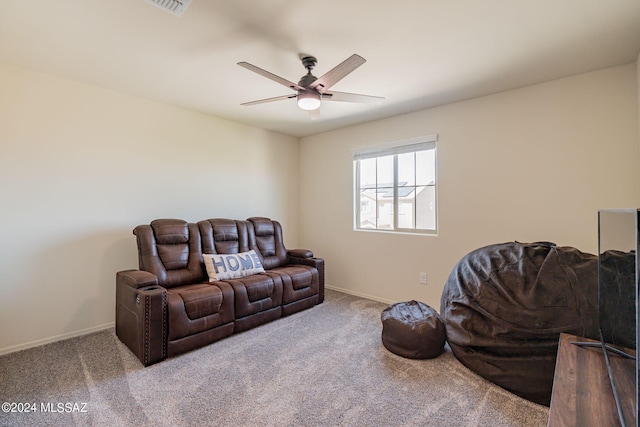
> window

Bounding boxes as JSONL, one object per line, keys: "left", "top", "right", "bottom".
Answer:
{"left": 353, "top": 135, "right": 437, "bottom": 234}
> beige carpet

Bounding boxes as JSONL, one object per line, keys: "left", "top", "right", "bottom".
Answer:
{"left": 0, "top": 289, "right": 549, "bottom": 426}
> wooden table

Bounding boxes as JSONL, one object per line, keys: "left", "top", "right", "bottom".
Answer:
{"left": 547, "top": 333, "right": 636, "bottom": 427}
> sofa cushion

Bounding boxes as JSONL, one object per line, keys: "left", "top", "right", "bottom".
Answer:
{"left": 266, "top": 265, "right": 318, "bottom": 304}
{"left": 203, "top": 250, "right": 265, "bottom": 282}
{"left": 224, "top": 273, "right": 283, "bottom": 319}
{"left": 166, "top": 282, "right": 235, "bottom": 340}
{"left": 152, "top": 220, "right": 189, "bottom": 245}
{"left": 198, "top": 218, "right": 251, "bottom": 255}
{"left": 134, "top": 220, "right": 206, "bottom": 288}
{"left": 247, "top": 217, "right": 288, "bottom": 269}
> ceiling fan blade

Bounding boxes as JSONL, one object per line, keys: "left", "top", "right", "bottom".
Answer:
{"left": 237, "top": 62, "right": 305, "bottom": 91}
{"left": 309, "top": 54, "right": 366, "bottom": 93}
{"left": 322, "top": 91, "right": 384, "bottom": 104}
{"left": 241, "top": 94, "right": 296, "bottom": 106}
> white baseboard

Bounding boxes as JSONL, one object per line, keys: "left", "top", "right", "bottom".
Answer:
{"left": 325, "top": 284, "right": 396, "bottom": 305}
{"left": 0, "top": 322, "right": 115, "bottom": 356}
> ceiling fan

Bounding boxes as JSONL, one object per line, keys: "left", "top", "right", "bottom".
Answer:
{"left": 237, "top": 54, "right": 384, "bottom": 118}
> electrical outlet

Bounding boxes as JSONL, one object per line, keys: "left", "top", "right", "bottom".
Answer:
{"left": 419, "top": 272, "right": 427, "bottom": 285}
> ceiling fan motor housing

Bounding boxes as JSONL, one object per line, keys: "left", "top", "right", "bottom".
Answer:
{"left": 300, "top": 55, "right": 317, "bottom": 70}
{"left": 298, "top": 73, "right": 317, "bottom": 87}
{"left": 298, "top": 55, "right": 319, "bottom": 88}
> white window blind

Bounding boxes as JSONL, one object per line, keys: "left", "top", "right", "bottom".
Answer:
{"left": 352, "top": 135, "right": 437, "bottom": 159}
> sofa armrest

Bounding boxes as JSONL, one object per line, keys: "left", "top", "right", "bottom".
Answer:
{"left": 288, "top": 248, "right": 314, "bottom": 258}
{"left": 287, "top": 256, "right": 325, "bottom": 304}
{"left": 116, "top": 270, "right": 167, "bottom": 366}
{"left": 117, "top": 269, "right": 158, "bottom": 289}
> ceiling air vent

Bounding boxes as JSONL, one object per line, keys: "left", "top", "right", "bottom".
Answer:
{"left": 144, "top": 0, "right": 193, "bottom": 17}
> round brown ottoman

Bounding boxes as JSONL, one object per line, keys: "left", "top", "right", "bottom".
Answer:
{"left": 381, "top": 300, "right": 446, "bottom": 359}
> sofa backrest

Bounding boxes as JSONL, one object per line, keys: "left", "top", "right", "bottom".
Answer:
{"left": 133, "top": 219, "right": 206, "bottom": 288}
{"left": 198, "top": 218, "right": 251, "bottom": 255}
{"left": 247, "top": 217, "right": 288, "bottom": 269}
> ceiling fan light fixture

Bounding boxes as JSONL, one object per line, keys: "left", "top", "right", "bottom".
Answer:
{"left": 297, "top": 91, "right": 321, "bottom": 111}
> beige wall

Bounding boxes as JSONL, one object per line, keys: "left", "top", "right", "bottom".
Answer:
{"left": 2, "top": 61, "right": 638, "bottom": 354}
{"left": 0, "top": 64, "right": 300, "bottom": 354}
{"left": 299, "top": 63, "right": 640, "bottom": 308}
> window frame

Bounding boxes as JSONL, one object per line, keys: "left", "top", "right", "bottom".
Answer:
{"left": 352, "top": 135, "right": 438, "bottom": 235}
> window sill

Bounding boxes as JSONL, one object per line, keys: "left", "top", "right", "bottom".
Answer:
{"left": 353, "top": 228, "right": 438, "bottom": 237}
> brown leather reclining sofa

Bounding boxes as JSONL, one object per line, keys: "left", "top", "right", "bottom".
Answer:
{"left": 115, "top": 217, "right": 324, "bottom": 366}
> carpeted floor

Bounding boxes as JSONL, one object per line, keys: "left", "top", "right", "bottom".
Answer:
{"left": 0, "top": 290, "right": 549, "bottom": 426}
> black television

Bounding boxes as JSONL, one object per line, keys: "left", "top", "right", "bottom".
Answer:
{"left": 595, "top": 209, "right": 638, "bottom": 427}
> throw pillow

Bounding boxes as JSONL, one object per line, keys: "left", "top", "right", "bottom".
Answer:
{"left": 203, "top": 250, "right": 265, "bottom": 282}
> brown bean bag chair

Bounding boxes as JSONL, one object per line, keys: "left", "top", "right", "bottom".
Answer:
{"left": 440, "top": 241, "right": 599, "bottom": 406}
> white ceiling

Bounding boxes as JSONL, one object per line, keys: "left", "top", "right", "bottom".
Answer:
{"left": 1, "top": 0, "right": 639, "bottom": 138}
